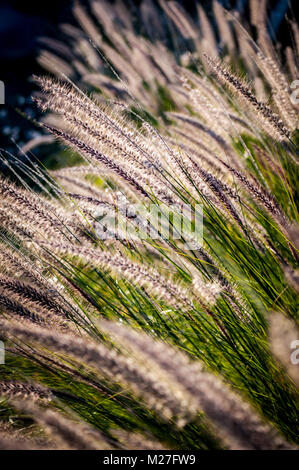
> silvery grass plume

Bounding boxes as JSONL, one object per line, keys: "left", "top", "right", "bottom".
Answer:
{"left": 37, "top": 0, "right": 298, "bottom": 131}
{"left": 0, "top": 318, "right": 295, "bottom": 450}
{"left": 0, "top": 418, "right": 56, "bottom": 450}
{"left": 203, "top": 55, "right": 292, "bottom": 142}
{"left": 33, "top": 74, "right": 293, "bottom": 256}
{"left": 0, "top": 319, "right": 200, "bottom": 425}
{"left": 0, "top": 381, "right": 52, "bottom": 402}
{"left": 0, "top": 389, "right": 118, "bottom": 450}
{"left": 0, "top": 434, "right": 49, "bottom": 451}
{"left": 8, "top": 401, "right": 116, "bottom": 450}
{"left": 111, "top": 430, "right": 168, "bottom": 451}
{"left": 99, "top": 320, "right": 295, "bottom": 450}
{"left": 0, "top": 0, "right": 299, "bottom": 452}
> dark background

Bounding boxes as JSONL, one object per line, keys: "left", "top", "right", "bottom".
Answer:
{"left": 0, "top": 0, "right": 296, "bottom": 157}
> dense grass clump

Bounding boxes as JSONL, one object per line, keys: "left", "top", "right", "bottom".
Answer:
{"left": 0, "top": 0, "right": 298, "bottom": 450}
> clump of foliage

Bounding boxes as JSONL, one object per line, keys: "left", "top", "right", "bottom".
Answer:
{"left": 0, "top": 0, "right": 298, "bottom": 450}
